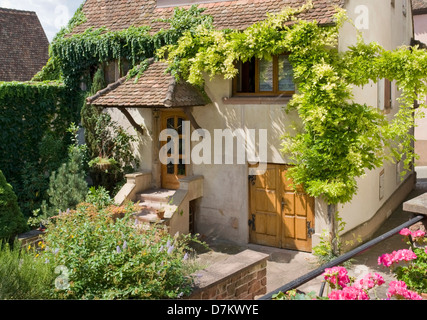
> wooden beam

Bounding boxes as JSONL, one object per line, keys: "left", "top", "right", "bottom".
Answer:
{"left": 117, "top": 107, "right": 144, "bottom": 135}
{"left": 182, "top": 107, "right": 201, "bottom": 130}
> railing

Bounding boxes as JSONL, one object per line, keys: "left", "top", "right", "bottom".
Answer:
{"left": 258, "top": 214, "right": 426, "bottom": 300}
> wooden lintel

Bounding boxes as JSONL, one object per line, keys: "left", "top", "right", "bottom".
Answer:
{"left": 117, "top": 107, "right": 144, "bottom": 135}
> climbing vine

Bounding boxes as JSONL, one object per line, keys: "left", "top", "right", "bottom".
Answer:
{"left": 0, "top": 81, "right": 83, "bottom": 215}
{"left": 0, "top": 5, "right": 214, "bottom": 216}
{"left": 159, "top": 1, "right": 427, "bottom": 205}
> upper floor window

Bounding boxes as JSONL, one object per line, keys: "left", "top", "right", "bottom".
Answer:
{"left": 233, "top": 55, "right": 295, "bottom": 96}
{"left": 103, "top": 59, "right": 130, "bottom": 84}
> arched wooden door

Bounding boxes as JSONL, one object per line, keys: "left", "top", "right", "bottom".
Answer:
{"left": 160, "top": 111, "right": 188, "bottom": 190}
{"left": 249, "top": 164, "right": 315, "bottom": 252}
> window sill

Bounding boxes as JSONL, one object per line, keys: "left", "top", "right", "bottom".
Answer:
{"left": 222, "top": 96, "right": 292, "bottom": 105}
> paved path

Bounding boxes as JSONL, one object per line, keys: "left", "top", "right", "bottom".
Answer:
{"left": 195, "top": 179, "right": 427, "bottom": 299}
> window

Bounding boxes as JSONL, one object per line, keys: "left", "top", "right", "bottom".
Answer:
{"left": 233, "top": 55, "right": 295, "bottom": 96}
{"left": 103, "top": 59, "right": 130, "bottom": 84}
{"left": 378, "top": 78, "right": 392, "bottom": 113}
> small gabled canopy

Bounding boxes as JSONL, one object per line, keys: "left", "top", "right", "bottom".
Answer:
{"left": 87, "top": 60, "right": 210, "bottom": 109}
{"left": 412, "top": 0, "right": 427, "bottom": 15}
{"left": 87, "top": 59, "right": 210, "bottom": 132}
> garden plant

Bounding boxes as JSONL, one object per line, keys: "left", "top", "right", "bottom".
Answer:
{"left": 273, "top": 227, "right": 427, "bottom": 300}
{"left": 37, "top": 201, "right": 203, "bottom": 299}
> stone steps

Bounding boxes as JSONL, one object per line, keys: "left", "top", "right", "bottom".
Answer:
{"left": 133, "top": 189, "right": 176, "bottom": 224}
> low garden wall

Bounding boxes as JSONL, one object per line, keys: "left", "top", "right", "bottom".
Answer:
{"left": 187, "top": 250, "right": 269, "bottom": 300}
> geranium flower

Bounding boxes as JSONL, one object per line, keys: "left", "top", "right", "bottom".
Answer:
{"left": 323, "top": 266, "right": 350, "bottom": 289}
{"left": 387, "top": 281, "right": 422, "bottom": 300}
{"left": 412, "top": 230, "right": 426, "bottom": 240}
{"left": 328, "top": 286, "right": 370, "bottom": 300}
{"left": 399, "top": 228, "right": 412, "bottom": 236}
{"left": 355, "top": 273, "right": 385, "bottom": 290}
{"left": 378, "top": 249, "right": 417, "bottom": 267}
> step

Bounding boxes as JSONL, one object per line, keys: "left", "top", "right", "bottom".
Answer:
{"left": 137, "top": 188, "right": 176, "bottom": 204}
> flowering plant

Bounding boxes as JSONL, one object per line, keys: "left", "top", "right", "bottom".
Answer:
{"left": 322, "top": 266, "right": 422, "bottom": 300}
{"left": 378, "top": 228, "right": 427, "bottom": 294}
{"left": 38, "top": 201, "right": 204, "bottom": 299}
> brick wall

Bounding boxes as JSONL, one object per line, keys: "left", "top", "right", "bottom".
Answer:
{"left": 187, "top": 250, "right": 269, "bottom": 300}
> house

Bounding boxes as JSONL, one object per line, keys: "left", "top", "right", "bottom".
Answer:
{"left": 81, "top": 0, "right": 416, "bottom": 253}
{"left": 0, "top": 8, "right": 49, "bottom": 81}
{"left": 412, "top": 0, "right": 427, "bottom": 177}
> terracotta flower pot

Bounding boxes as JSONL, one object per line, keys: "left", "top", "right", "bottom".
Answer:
{"left": 156, "top": 209, "right": 165, "bottom": 220}
{"left": 421, "top": 293, "right": 427, "bottom": 300}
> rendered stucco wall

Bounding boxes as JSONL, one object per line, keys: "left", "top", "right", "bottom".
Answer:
{"left": 335, "top": 0, "right": 415, "bottom": 238}
{"left": 414, "top": 13, "right": 427, "bottom": 167}
{"left": 106, "top": 0, "right": 415, "bottom": 249}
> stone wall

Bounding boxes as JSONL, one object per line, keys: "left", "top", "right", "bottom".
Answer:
{"left": 187, "top": 250, "right": 269, "bottom": 300}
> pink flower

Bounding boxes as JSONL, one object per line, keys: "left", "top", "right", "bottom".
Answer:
{"left": 355, "top": 273, "right": 385, "bottom": 290}
{"left": 328, "top": 286, "right": 370, "bottom": 300}
{"left": 387, "top": 281, "right": 422, "bottom": 300}
{"left": 378, "top": 249, "right": 417, "bottom": 267}
{"left": 399, "top": 228, "right": 412, "bottom": 236}
{"left": 323, "top": 266, "right": 351, "bottom": 289}
{"left": 412, "top": 230, "right": 426, "bottom": 239}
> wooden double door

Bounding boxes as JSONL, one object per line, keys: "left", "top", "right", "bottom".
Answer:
{"left": 249, "top": 164, "right": 315, "bottom": 252}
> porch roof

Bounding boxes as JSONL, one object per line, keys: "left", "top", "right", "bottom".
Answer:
{"left": 86, "top": 60, "right": 210, "bottom": 108}
{"left": 412, "top": 0, "right": 427, "bottom": 14}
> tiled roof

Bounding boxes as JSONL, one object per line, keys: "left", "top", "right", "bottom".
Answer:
{"left": 72, "top": 0, "right": 344, "bottom": 34}
{"left": 87, "top": 60, "right": 210, "bottom": 108}
{"left": 0, "top": 8, "right": 49, "bottom": 81}
{"left": 412, "top": 0, "right": 427, "bottom": 13}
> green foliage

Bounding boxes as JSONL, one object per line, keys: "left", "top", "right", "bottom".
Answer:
{"left": 0, "top": 171, "right": 28, "bottom": 240}
{"left": 272, "top": 289, "right": 319, "bottom": 300}
{"left": 395, "top": 245, "right": 427, "bottom": 294}
{"left": 81, "top": 67, "right": 107, "bottom": 159}
{"left": 85, "top": 186, "right": 113, "bottom": 210}
{"left": 393, "top": 233, "right": 427, "bottom": 294}
{"left": 43, "top": 124, "right": 88, "bottom": 216}
{"left": 0, "top": 81, "right": 83, "bottom": 216}
{"left": 40, "top": 203, "right": 201, "bottom": 299}
{"left": 32, "top": 3, "right": 87, "bottom": 82}
{"left": 86, "top": 111, "right": 139, "bottom": 193}
{"left": 0, "top": 241, "right": 55, "bottom": 299}
{"left": 160, "top": 3, "right": 427, "bottom": 205}
{"left": 312, "top": 212, "right": 359, "bottom": 267}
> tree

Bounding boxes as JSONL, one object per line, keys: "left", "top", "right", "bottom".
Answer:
{"left": 0, "top": 170, "right": 28, "bottom": 241}
{"left": 43, "top": 124, "right": 88, "bottom": 216}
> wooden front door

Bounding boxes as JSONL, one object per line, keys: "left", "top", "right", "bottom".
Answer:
{"left": 249, "top": 164, "right": 315, "bottom": 252}
{"left": 161, "top": 111, "right": 188, "bottom": 190}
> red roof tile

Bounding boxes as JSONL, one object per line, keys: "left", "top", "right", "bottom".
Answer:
{"left": 72, "top": 0, "right": 344, "bottom": 34}
{"left": 0, "top": 8, "right": 49, "bottom": 81}
{"left": 87, "top": 60, "right": 209, "bottom": 108}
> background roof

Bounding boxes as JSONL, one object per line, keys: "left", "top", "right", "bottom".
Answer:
{"left": 0, "top": 8, "right": 49, "bottom": 81}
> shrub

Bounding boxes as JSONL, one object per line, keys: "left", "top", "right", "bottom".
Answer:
{"left": 85, "top": 186, "right": 113, "bottom": 209}
{"left": 0, "top": 241, "right": 54, "bottom": 299}
{"left": 40, "top": 202, "right": 201, "bottom": 299}
{"left": 0, "top": 170, "right": 28, "bottom": 241}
